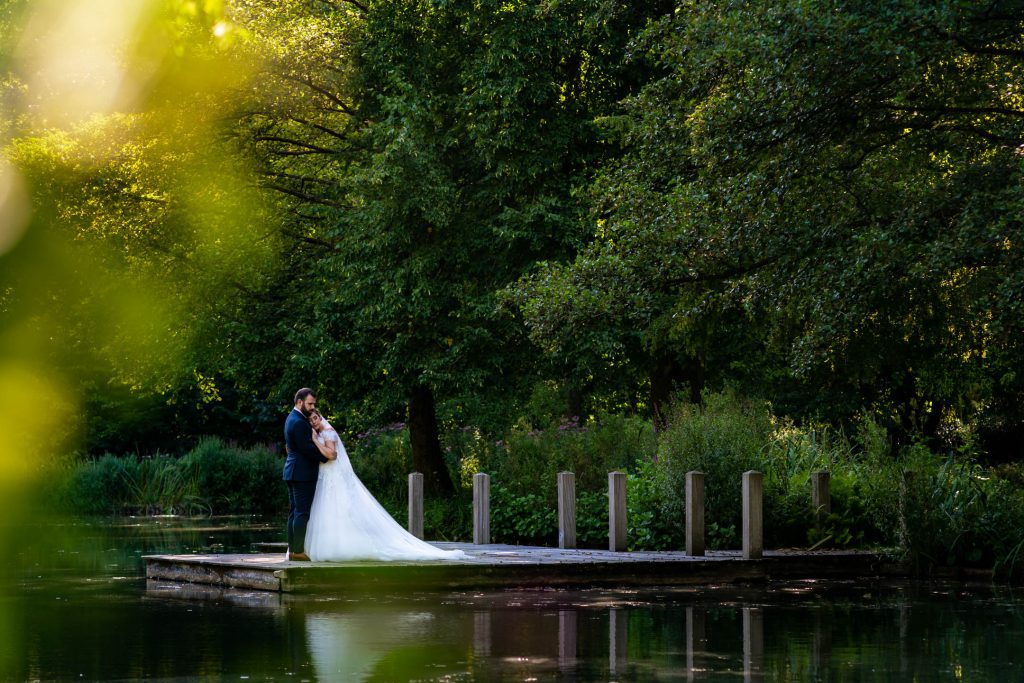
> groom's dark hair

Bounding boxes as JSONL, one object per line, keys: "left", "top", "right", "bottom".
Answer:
{"left": 294, "top": 387, "right": 315, "bottom": 404}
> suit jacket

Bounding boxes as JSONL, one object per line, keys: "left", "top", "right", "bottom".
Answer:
{"left": 283, "top": 408, "right": 327, "bottom": 481}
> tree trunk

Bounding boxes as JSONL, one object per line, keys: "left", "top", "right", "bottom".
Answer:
{"left": 650, "top": 355, "right": 676, "bottom": 431}
{"left": 651, "top": 353, "right": 704, "bottom": 429}
{"left": 408, "top": 384, "right": 455, "bottom": 496}
{"left": 567, "top": 385, "right": 585, "bottom": 422}
{"left": 685, "top": 352, "right": 706, "bottom": 406}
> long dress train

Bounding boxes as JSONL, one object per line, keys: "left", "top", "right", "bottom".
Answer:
{"left": 304, "top": 425, "right": 466, "bottom": 561}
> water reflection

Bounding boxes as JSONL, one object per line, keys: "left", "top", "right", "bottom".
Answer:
{"left": 4, "top": 519, "right": 1024, "bottom": 681}
{"left": 307, "top": 609, "right": 449, "bottom": 680}
{"left": 742, "top": 607, "right": 763, "bottom": 683}
{"left": 147, "top": 584, "right": 1024, "bottom": 682}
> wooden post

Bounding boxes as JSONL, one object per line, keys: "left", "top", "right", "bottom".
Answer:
{"left": 742, "top": 471, "right": 763, "bottom": 559}
{"left": 473, "top": 472, "right": 490, "bottom": 545}
{"left": 811, "top": 470, "right": 830, "bottom": 530}
{"left": 558, "top": 471, "right": 577, "bottom": 549}
{"left": 686, "top": 606, "right": 706, "bottom": 682}
{"left": 558, "top": 609, "right": 577, "bottom": 671}
{"left": 473, "top": 611, "right": 492, "bottom": 658}
{"left": 685, "top": 471, "right": 705, "bottom": 556}
{"left": 408, "top": 472, "right": 424, "bottom": 539}
{"left": 609, "top": 607, "right": 628, "bottom": 675}
{"left": 609, "top": 471, "right": 627, "bottom": 552}
{"left": 743, "top": 607, "right": 764, "bottom": 683}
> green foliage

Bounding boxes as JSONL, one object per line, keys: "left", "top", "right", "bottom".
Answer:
{"left": 52, "top": 439, "right": 282, "bottom": 517}
{"left": 179, "top": 438, "right": 282, "bottom": 516}
{"left": 575, "top": 489, "right": 609, "bottom": 549}
{"left": 490, "top": 484, "right": 610, "bottom": 549}
{"left": 348, "top": 428, "right": 414, "bottom": 505}
{"left": 55, "top": 454, "right": 134, "bottom": 516}
{"left": 423, "top": 495, "right": 472, "bottom": 543}
{"left": 627, "top": 459, "right": 682, "bottom": 551}
{"left": 894, "top": 447, "right": 1024, "bottom": 579}
{"left": 513, "top": 0, "right": 1024, "bottom": 450}
{"left": 655, "top": 392, "right": 768, "bottom": 548}
{"left": 490, "top": 484, "right": 557, "bottom": 546}
{"left": 480, "top": 413, "right": 655, "bottom": 500}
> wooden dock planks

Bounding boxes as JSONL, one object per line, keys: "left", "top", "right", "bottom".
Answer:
{"left": 144, "top": 543, "right": 895, "bottom": 593}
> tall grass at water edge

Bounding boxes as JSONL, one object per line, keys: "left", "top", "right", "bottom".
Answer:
{"left": 47, "top": 438, "right": 283, "bottom": 516}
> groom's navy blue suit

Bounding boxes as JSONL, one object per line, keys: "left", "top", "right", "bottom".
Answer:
{"left": 283, "top": 407, "right": 327, "bottom": 555}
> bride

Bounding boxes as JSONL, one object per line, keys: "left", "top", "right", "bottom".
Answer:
{"left": 303, "top": 411, "right": 467, "bottom": 562}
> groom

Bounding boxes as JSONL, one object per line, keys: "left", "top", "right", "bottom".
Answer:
{"left": 283, "top": 387, "right": 330, "bottom": 561}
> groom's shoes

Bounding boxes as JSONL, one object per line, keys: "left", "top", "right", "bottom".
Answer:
{"left": 288, "top": 551, "right": 311, "bottom": 562}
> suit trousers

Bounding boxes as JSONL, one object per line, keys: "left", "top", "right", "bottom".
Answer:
{"left": 287, "top": 479, "right": 318, "bottom": 554}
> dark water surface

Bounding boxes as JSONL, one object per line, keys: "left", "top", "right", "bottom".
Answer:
{"left": 2, "top": 518, "right": 1022, "bottom": 681}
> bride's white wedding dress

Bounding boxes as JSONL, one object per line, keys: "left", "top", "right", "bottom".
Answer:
{"left": 304, "top": 423, "right": 466, "bottom": 562}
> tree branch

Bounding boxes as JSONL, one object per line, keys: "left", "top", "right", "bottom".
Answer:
{"left": 261, "top": 171, "right": 337, "bottom": 188}
{"left": 281, "top": 227, "right": 338, "bottom": 250}
{"left": 280, "top": 74, "right": 356, "bottom": 115}
{"left": 287, "top": 116, "right": 351, "bottom": 142}
{"left": 878, "top": 103, "right": 1024, "bottom": 118}
{"left": 253, "top": 135, "right": 339, "bottom": 155}
{"left": 265, "top": 183, "right": 349, "bottom": 209}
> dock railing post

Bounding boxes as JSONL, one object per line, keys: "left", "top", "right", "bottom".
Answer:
{"left": 558, "top": 471, "right": 577, "bottom": 549}
{"left": 408, "top": 472, "right": 424, "bottom": 539}
{"left": 742, "top": 470, "right": 763, "bottom": 559}
{"left": 685, "top": 471, "right": 705, "bottom": 556}
{"left": 743, "top": 607, "right": 764, "bottom": 682}
{"left": 609, "top": 471, "right": 627, "bottom": 551}
{"left": 473, "top": 472, "right": 491, "bottom": 545}
{"left": 811, "top": 470, "right": 830, "bottom": 531}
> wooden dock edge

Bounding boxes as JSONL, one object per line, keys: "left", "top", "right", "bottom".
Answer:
{"left": 145, "top": 549, "right": 902, "bottom": 594}
{"left": 146, "top": 556, "right": 285, "bottom": 592}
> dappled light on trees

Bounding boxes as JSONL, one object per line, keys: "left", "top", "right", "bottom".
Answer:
{"left": 0, "top": 0, "right": 273, "bottom": 496}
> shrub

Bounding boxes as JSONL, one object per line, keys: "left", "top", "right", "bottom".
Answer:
{"left": 423, "top": 495, "right": 472, "bottom": 542}
{"left": 348, "top": 428, "right": 414, "bottom": 504}
{"left": 53, "top": 439, "right": 283, "bottom": 517}
{"left": 627, "top": 459, "right": 682, "bottom": 550}
{"left": 179, "top": 438, "right": 282, "bottom": 515}
{"left": 61, "top": 454, "right": 130, "bottom": 515}
{"left": 490, "top": 482, "right": 609, "bottom": 548}
{"left": 655, "top": 391, "right": 769, "bottom": 548}
{"left": 490, "top": 483, "right": 557, "bottom": 546}
{"left": 890, "top": 446, "right": 1024, "bottom": 578}
{"left": 576, "top": 489, "right": 608, "bottom": 548}
{"left": 122, "top": 454, "right": 201, "bottom": 515}
{"left": 481, "top": 413, "right": 655, "bottom": 500}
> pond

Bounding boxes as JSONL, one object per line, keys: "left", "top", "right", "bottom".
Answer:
{"left": 1, "top": 517, "right": 1021, "bottom": 681}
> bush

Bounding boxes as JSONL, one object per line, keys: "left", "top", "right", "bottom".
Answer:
{"left": 348, "top": 428, "right": 414, "bottom": 504}
{"left": 890, "top": 446, "right": 1024, "bottom": 578}
{"left": 423, "top": 495, "right": 472, "bottom": 542}
{"left": 490, "top": 483, "right": 608, "bottom": 548}
{"left": 481, "top": 413, "right": 655, "bottom": 500}
{"left": 655, "top": 391, "right": 769, "bottom": 548}
{"left": 491, "top": 483, "right": 557, "bottom": 546}
{"left": 53, "top": 439, "right": 283, "bottom": 517}
{"left": 59, "top": 454, "right": 130, "bottom": 515}
{"left": 179, "top": 438, "right": 282, "bottom": 516}
{"left": 627, "top": 459, "right": 682, "bottom": 550}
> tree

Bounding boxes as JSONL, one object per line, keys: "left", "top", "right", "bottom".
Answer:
{"left": 1, "top": 1, "right": 281, "bottom": 457}
{"left": 515, "top": 1, "right": 1024, "bottom": 449}
{"left": 229, "top": 0, "right": 672, "bottom": 491}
